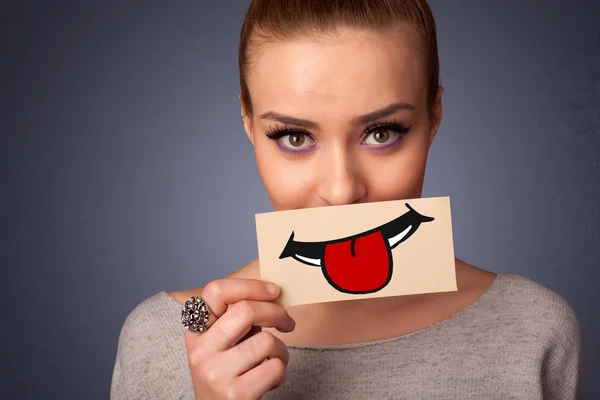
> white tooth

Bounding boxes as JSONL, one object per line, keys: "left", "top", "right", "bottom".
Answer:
{"left": 295, "top": 254, "right": 321, "bottom": 266}
{"left": 388, "top": 225, "right": 412, "bottom": 248}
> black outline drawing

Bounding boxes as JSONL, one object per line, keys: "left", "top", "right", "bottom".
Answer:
{"left": 279, "top": 203, "right": 435, "bottom": 294}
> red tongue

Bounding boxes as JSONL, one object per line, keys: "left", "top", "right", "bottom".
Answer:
{"left": 323, "top": 230, "right": 391, "bottom": 293}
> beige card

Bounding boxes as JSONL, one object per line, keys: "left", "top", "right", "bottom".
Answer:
{"left": 255, "top": 196, "right": 457, "bottom": 307}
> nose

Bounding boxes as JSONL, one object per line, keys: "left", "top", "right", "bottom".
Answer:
{"left": 316, "top": 146, "right": 367, "bottom": 206}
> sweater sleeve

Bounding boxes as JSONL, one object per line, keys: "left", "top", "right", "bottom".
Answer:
{"left": 110, "top": 304, "right": 145, "bottom": 400}
{"left": 541, "top": 298, "right": 586, "bottom": 400}
{"left": 109, "top": 293, "right": 195, "bottom": 399}
{"left": 110, "top": 327, "right": 126, "bottom": 399}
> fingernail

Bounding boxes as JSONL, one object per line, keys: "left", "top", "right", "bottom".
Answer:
{"left": 267, "top": 283, "right": 279, "bottom": 295}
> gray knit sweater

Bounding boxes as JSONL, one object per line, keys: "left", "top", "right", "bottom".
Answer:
{"left": 110, "top": 273, "right": 586, "bottom": 399}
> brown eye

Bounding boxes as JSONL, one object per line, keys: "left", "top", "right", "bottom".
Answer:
{"left": 373, "top": 129, "right": 390, "bottom": 143}
{"left": 288, "top": 134, "right": 305, "bottom": 147}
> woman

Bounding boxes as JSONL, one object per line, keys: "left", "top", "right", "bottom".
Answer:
{"left": 110, "top": 0, "right": 586, "bottom": 398}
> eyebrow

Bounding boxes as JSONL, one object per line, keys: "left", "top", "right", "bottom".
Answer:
{"left": 259, "top": 101, "right": 415, "bottom": 129}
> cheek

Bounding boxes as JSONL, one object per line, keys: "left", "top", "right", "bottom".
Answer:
{"left": 254, "top": 143, "right": 316, "bottom": 210}
{"left": 362, "top": 134, "right": 430, "bottom": 200}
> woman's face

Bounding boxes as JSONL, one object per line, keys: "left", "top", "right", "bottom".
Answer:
{"left": 243, "top": 28, "right": 442, "bottom": 211}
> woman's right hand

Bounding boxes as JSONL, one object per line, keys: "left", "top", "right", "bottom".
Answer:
{"left": 183, "top": 278, "right": 296, "bottom": 400}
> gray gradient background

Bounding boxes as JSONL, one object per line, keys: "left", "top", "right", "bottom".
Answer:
{"left": 1, "top": 1, "right": 599, "bottom": 398}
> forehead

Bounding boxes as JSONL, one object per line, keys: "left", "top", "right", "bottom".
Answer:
{"left": 247, "top": 28, "right": 427, "bottom": 120}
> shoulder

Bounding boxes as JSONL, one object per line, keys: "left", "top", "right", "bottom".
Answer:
{"left": 494, "top": 273, "right": 581, "bottom": 336}
{"left": 463, "top": 273, "right": 585, "bottom": 398}
{"left": 116, "top": 291, "right": 186, "bottom": 352}
{"left": 458, "top": 272, "right": 583, "bottom": 349}
{"left": 493, "top": 274, "right": 586, "bottom": 398}
{"left": 111, "top": 292, "right": 194, "bottom": 399}
{"left": 490, "top": 274, "right": 585, "bottom": 371}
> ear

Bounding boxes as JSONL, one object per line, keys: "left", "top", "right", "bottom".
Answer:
{"left": 239, "top": 94, "right": 254, "bottom": 145}
{"left": 429, "top": 85, "right": 444, "bottom": 144}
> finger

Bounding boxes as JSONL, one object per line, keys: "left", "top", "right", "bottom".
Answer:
{"left": 202, "top": 300, "right": 295, "bottom": 354}
{"left": 235, "top": 357, "right": 287, "bottom": 398}
{"left": 220, "top": 331, "right": 289, "bottom": 377}
{"left": 236, "top": 325, "right": 262, "bottom": 346}
{"left": 184, "top": 278, "right": 282, "bottom": 353}
{"left": 200, "top": 278, "right": 281, "bottom": 318}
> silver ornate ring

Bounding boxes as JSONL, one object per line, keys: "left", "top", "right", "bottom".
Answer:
{"left": 181, "top": 296, "right": 211, "bottom": 334}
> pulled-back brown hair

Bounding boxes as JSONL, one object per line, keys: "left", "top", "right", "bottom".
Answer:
{"left": 239, "top": 0, "right": 439, "bottom": 118}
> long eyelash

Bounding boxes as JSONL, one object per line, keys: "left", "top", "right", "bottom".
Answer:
{"left": 364, "top": 119, "right": 411, "bottom": 136}
{"left": 265, "top": 126, "right": 312, "bottom": 140}
{"left": 264, "top": 120, "right": 410, "bottom": 146}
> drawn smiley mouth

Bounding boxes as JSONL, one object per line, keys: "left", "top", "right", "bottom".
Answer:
{"left": 279, "top": 203, "right": 434, "bottom": 294}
